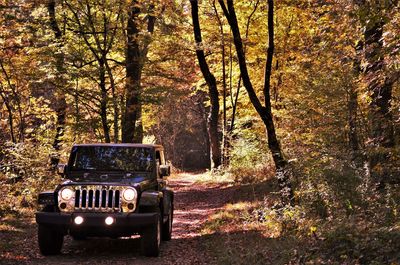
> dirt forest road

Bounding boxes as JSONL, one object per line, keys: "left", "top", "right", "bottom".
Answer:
{"left": 1, "top": 173, "right": 235, "bottom": 265}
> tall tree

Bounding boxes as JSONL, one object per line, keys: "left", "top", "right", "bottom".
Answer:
{"left": 354, "top": 0, "right": 399, "bottom": 183}
{"left": 219, "top": 0, "right": 293, "bottom": 203}
{"left": 348, "top": 41, "right": 362, "bottom": 154}
{"left": 190, "top": 0, "right": 222, "bottom": 169}
{"left": 228, "top": 0, "right": 260, "bottom": 134}
{"left": 212, "top": 0, "right": 227, "bottom": 166}
{"left": 0, "top": 2, "right": 31, "bottom": 143}
{"left": 47, "top": 0, "right": 68, "bottom": 167}
{"left": 64, "top": 0, "right": 123, "bottom": 143}
{"left": 122, "top": 1, "right": 156, "bottom": 143}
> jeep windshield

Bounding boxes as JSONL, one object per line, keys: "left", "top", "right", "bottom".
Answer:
{"left": 69, "top": 146, "right": 154, "bottom": 173}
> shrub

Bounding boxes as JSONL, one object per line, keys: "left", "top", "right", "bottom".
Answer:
{"left": 228, "top": 126, "right": 274, "bottom": 183}
{"left": 0, "top": 142, "right": 61, "bottom": 217}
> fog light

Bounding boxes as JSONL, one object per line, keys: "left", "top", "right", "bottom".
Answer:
{"left": 60, "top": 202, "right": 67, "bottom": 209}
{"left": 74, "top": 216, "right": 84, "bottom": 225}
{"left": 105, "top": 216, "right": 114, "bottom": 225}
{"left": 127, "top": 203, "right": 134, "bottom": 210}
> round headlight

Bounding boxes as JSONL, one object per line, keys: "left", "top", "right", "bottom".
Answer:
{"left": 123, "top": 188, "right": 137, "bottom": 201}
{"left": 60, "top": 188, "right": 74, "bottom": 200}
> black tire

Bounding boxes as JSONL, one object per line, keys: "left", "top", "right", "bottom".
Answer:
{"left": 162, "top": 203, "right": 173, "bottom": 241}
{"left": 141, "top": 213, "right": 161, "bottom": 257}
{"left": 38, "top": 224, "right": 64, "bottom": 255}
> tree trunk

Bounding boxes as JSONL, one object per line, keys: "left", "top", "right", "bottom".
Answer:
{"left": 219, "top": 0, "right": 293, "bottom": 204}
{"left": 123, "top": 3, "right": 142, "bottom": 143}
{"left": 262, "top": 0, "right": 286, "bottom": 170}
{"left": 230, "top": 58, "right": 242, "bottom": 132}
{"left": 190, "top": 0, "right": 221, "bottom": 169}
{"left": 0, "top": 59, "right": 24, "bottom": 142}
{"left": 0, "top": 89, "right": 15, "bottom": 143}
{"left": 104, "top": 59, "right": 119, "bottom": 143}
{"left": 364, "top": 20, "right": 394, "bottom": 148}
{"left": 99, "top": 59, "right": 110, "bottom": 143}
{"left": 47, "top": 0, "right": 67, "bottom": 167}
{"left": 101, "top": 12, "right": 119, "bottom": 143}
{"left": 348, "top": 87, "right": 359, "bottom": 152}
{"left": 348, "top": 41, "right": 362, "bottom": 153}
{"left": 74, "top": 79, "right": 80, "bottom": 141}
{"left": 133, "top": 106, "right": 143, "bottom": 143}
{"left": 363, "top": 18, "right": 395, "bottom": 183}
{"left": 122, "top": 1, "right": 156, "bottom": 143}
{"left": 197, "top": 91, "right": 212, "bottom": 169}
{"left": 213, "top": 1, "right": 227, "bottom": 167}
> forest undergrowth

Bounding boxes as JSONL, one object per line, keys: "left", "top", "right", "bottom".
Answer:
{"left": 202, "top": 154, "right": 400, "bottom": 264}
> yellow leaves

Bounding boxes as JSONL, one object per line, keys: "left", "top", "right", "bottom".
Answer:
{"left": 202, "top": 200, "right": 258, "bottom": 234}
{"left": 225, "top": 201, "right": 250, "bottom": 211}
{"left": 309, "top": 225, "right": 317, "bottom": 236}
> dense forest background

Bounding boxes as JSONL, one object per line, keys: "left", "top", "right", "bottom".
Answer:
{"left": 1, "top": 0, "right": 399, "bottom": 263}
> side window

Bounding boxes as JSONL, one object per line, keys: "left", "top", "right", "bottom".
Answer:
{"left": 155, "top": 150, "right": 161, "bottom": 178}
{"left": 155, "top": 151, "right": 161, "bottom": 165}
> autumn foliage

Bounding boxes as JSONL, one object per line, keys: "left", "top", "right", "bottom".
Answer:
{"left": 1, "top": 0, "right": 400, "bottom": 263}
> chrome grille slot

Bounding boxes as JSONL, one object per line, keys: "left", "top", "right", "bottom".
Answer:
{"left": 74, "top": 186, "right": 121, "bottom": 212}
{"left": 115, "top": 190, "right": 120, "bottom": 208}
{"left": 101, "top": 190, "right": 107, "bottom": 208}
{"left": 88, "top": 190, "right": 93, "bottom": 208}
{"left": 108, "top": 190, "right": 113, "bottom": 208}
{"left": 75, "top": 190, "right": 80, "bottom": 207}
{"left": 95, "top": 190, "right": 100, "bottom": 208}
{"left": 81, "top": 190, "right": 87, "bottom": 208}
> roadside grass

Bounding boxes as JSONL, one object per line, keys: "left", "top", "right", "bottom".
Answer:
{"left": 200, "top": 177, "right": 400, "bottom": 264}
{"left": 203, "top": 231, "right": 302, "bottom": 265}
{"left": 0, "top": 212, "right": 40, "bottom": 263}
{"left": 196, "top": 170, "right": 235, "bottom": 185}
{"left": 319, "top": 221, "right": 400, "bottom": 264}
{"left": 0, "top": 216, "right": 25, "bottom": 243}
{"left": 0, "top": 173, "right": 38, "bottom": 261}
{"left": 169, "top": 170, "right": 235, "bottom": 185}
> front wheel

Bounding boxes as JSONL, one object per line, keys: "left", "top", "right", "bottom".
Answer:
{"left": 38, "top": 225, "right": 64, "bottom": 255}
{"left": 162, "top": 203, "right": 173, "bottom": 241}
{"left": 141, "top": 213, "right": 161, "bottom": 257}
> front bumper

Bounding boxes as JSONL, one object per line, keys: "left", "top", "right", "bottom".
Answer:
{"left": 36, "top": 212, "right": 158, "bottom": 236}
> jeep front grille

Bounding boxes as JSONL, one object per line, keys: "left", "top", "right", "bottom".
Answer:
{"left": 74, "top": 187, "right": 121, "bottom": 212}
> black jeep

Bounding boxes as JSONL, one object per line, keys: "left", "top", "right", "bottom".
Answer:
{"left": 35, "top": 144, "right": 173, "bottom": 257}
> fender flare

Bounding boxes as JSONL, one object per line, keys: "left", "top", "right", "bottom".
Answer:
{"left": 138, "top": 191, "right": 163, "bottom": 209}
{"left": 162, "top": 189, "right": 174, "bottom": 216}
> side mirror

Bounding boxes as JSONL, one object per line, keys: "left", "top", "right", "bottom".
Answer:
{"left": 159, "top": 165, "right": 170, "bottom": 177}
{"left": 57, "top": 164, "right": 67, "bottom": 176}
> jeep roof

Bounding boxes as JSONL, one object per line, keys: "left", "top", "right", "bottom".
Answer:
{"left": 72, "top": 143, "right": 164, "bottom": 149}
